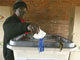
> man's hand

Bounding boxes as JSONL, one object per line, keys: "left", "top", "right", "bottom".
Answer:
{"left": 27, "top": 24, "right": 40, "bottom": 34}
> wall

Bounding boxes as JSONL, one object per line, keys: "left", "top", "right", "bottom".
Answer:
{"left": 1, "top": 0, "right": 80, "bottom": 40}
{"left": 73, "top": 7, "right": 80, "bottom": 46}
{"left": 0, "top": 6, "right": 11, "bottom": 42}
{"left": 23, "top": 0, "right": 75, "bottom": 39}
{"left": 70, "top": 7, "right": 80, "bottom": 60}
{"left": 0, "top": 0, "right": 78, "bottom": 40}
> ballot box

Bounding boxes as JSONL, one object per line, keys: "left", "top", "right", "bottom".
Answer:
{"left": 7, "top": 34, "right": 76, "bottom": 60}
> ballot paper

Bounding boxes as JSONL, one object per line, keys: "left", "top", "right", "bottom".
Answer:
{"left": 33, "top": 29, "right": 46, "bottom": 39}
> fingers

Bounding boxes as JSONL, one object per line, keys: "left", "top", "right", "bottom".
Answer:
{"left": 33, "top": 24, "right": 40, "bottom": 34}
{"left": 27, "top": 24, "right": 40, "bottom": 34}
{"left": 29, "top": 25, "right": 35, "bottom": 34}
{"left": 37, "top": 26, "right": 40, "bottom": 34}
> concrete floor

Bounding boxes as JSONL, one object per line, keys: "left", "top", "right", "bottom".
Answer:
{"left": 0, "top": 46, "right": 4, "bottom": 60}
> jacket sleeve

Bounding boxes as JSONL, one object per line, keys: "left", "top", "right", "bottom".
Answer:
{"left": 3, "top": 19, "right": 30, "bottom": 39}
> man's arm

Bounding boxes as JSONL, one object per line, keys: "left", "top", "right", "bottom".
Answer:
{"left": 3, "top": 22, "right": 30, "bottom": 39}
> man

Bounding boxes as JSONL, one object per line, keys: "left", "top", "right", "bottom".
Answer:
{"left": 3, "top": 1, "right": 40, "bottom": 60}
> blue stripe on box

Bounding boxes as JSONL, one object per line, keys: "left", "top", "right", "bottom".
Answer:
{"left": 39, "top": 38, "right": 44, "bottom": 52}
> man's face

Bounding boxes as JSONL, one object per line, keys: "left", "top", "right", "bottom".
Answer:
{"left": 15, "top": 7, "right": 27, "bottom": 18}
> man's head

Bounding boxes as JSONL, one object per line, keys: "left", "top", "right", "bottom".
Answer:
{"left": 13, "top": 1, "right": 28, "bottom": 18}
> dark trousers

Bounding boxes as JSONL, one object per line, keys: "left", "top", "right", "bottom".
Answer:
{"left": 3, "top": 46, "right": 14, "bottom": 60}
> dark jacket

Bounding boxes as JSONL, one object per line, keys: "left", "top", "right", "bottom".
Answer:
{"left": 3, "top": 14, "right": 30, "bottom": 60}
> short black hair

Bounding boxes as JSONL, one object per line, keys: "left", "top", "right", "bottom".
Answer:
{"left": 13, "top": 1, "right": 27, "bottom": 10}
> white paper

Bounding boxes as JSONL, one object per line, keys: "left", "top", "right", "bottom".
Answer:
{"left": 33, "top": 29, "right": 46, "bottom": 39}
